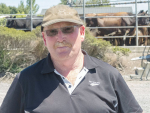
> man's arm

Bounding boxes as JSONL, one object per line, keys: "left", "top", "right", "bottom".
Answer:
{"left": 0, "top": 73, "right": 24, "bottom": 113}
{"left": 114, "top": 73, "right": 143, "bottom": 113}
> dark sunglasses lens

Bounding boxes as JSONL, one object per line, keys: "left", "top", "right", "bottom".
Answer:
{"left": 62, "top": 26, "right": 74, "bottom": 34}
{"left": 46, "top": 29, "right": 58, "bottom": 36}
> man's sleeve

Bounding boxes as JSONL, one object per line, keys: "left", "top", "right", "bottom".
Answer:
{"left": 114, "top": 73, "right": 143, "bottom": 113}
{"left": 0, "top": 73, "right": 25, "bottom": 113}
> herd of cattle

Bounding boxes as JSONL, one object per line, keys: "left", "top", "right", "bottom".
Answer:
{"left": 3, "top": 10, "right": 150, "bottom": 46}
{"left": 86, "top": 10, "right": 150, "bottom": 46}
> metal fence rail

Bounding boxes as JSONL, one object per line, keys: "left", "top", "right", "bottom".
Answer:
{"left": 69, "top": 0, "right": 150, "bottom": 46}
{"left": 71, "top": 1, "right": 150, "bottom": 7}
{"left": 1, "top": 0, "right": 150, "bottom": 46}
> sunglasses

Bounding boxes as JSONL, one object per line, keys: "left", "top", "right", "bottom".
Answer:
{"left": 44, "top": 25, "right": 80, "bottom": 37}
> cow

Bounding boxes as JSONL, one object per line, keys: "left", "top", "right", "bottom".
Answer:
{"left": 6, "top": 16, "right": 26, "bottom": 29}
{"left": 130, "top": 10, "right": 150, "bottom": 46}
{"left": 85, "top": 11, "right": 149, "bottom": 46}
{"left": 6, "top": 15, "right": 43, "bottom": 30}
{"left": 145, "top": 10, "right": 150, "bottom": 45}
{"left": 26, "top": 15, "right": 43, "bottom": 29}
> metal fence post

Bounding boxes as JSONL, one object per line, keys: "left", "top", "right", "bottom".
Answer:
{"left": 83, "top": 0, "right": 85, "bottom": 24}
{"left": 135, "top": 0, "right": 138, "bottom": 46}
{"left": 148, "top": 0, "right": 150, "bottom": 14}
{"left": 30, "top": 0, "right": 33, "bottom": 31}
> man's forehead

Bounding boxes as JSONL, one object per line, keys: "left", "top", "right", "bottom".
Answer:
{"left": 46, "top": 22, "right": 76, "bottom": 29}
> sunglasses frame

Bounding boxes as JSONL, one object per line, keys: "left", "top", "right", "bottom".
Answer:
{"left": 43, "top": 25, "right": 81, "bottom": 37}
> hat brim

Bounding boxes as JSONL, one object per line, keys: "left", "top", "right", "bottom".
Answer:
{"left": 42, "top": 19, "right": 83, "bottom": 27}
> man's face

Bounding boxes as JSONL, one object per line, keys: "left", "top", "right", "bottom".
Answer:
{"left": 42, "top": 22, "right": 85, "bottom": 61}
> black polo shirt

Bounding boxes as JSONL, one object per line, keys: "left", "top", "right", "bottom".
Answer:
{"left": 0, "top": 52, "right": 143, "bottom": 113}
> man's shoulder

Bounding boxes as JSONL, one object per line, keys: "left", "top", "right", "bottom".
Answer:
{"left": 18, "top": 57, "right": 47, "bottom": 80}
{"left": 23, "top": 58, "right": 46, "bottom": 73}
{"left": 88, "top": 55, "right": 120, "bottom": 77}
{"left": 89, "top": 55, "right": 116, "bottom": 69}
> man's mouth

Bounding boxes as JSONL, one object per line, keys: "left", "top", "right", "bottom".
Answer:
{"left": 54, "top": 41, "right": 72, "bottom": 49}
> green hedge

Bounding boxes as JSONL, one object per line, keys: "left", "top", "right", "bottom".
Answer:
{"left": 112, "top": 46, "right": 131, "bottom": 55}
{"left": 0, "top": 26, "right": 130, "bottom": 74}
{"left": 0, "top": 26, "right": 112, "bottom": 73}
{"left": 82, "top": 28, "right": 111, "bottom": 60}
{"left": 0, "top": 26, "right": 45, "bottom": 73}
{"left": 0, "top": 26, "right": 39, "bottom": 49}
{"left": 0, "top": 18, "right": 7, "bottom": 27}
{"left": 0, "top": 26, "right": 37, "bottom": 39}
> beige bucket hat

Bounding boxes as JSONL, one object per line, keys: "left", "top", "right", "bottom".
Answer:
{"left": 42, "top": 5, "right": 83, "bottom": 28}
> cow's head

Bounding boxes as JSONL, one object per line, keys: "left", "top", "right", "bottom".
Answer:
{"left": 86, "top": 18, "right": 98, "bottom": 27}
{"left": 6, "top": 16, "right": 16, "bottom": 28}
{"left": 138, "top": 11, "right": 150, "bottom": 25}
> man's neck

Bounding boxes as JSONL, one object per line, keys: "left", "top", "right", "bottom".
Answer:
{"left": 52, "top": 51, "right": 84, "bottom": 77}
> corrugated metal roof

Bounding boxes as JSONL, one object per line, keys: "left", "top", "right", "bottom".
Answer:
{"left": 40, "top": 9, "right": 48, "bottom": 15}
{"left": 75, "top": 7, "right": 133, "bottom": 14}
{"left": 40, "top": 6, "right": 132, "bottom": 15}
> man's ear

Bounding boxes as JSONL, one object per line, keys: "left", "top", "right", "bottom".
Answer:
{"left": 80, "top": 25, "right": 85, "bottom": 41}
{"left": 42, "top": 32, "right": 47, "bottom": 46}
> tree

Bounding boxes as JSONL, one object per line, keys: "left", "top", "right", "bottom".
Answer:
{"left": 60, "top": 0, "right": 110, "bottom": 6}
{"left": 0, "top": 3, "right": 10, "bottom": 14}
{"left": 26, "top": 0, "right": 39, "bottom": 14}
{"left": 18, "top": 0, "right": 28, "bottom": 14}
{"left": 60, "top": 0, "right": 68, "bottom": 5}
{"left": 86, "top": 0, "right": 110, "bottom": 6}
{"left": 9, "top": 6, "right": 18, "bottom": 14}
{"left": 17, "top": 0, "right": 39, "bottom": 14}
{"left": 86, "top": 0, "right": 110, "bottom": 4}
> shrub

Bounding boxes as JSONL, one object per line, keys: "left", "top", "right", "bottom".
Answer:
{"left": 0, "top": 46, "right": 11, "bottom": 73}
{"left": 0, "top": 26, "right": 112, "bottom": 73}
{"left": 106, "top": 47, "right": 131, "bottom": 71}
{"left": 15, "top": 11, "right": 26, "bottom": 18}
{"left": 31, "top": 26, "right": 41, "bottom": 37}
{"left": 0, "top": 26, "right": 37, "bottom": 49}
{"left": 0, "top": 26, "right": 38, "bottom": 73}
{"left": 0, "top": 18, "right": 7, "bottom": 26}
{"left": 112, "top": 46, "right": 131, "bottom": 55}
{"left": 82, "top": 28, "right": 111, "bottom": 61}
{"left": 36, "top": 14, "right": 44, "bottom": 17}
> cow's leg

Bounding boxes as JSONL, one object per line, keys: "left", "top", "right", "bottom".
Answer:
{"left": 123, "top": 31, "right": 129, "bottom": 46}
{"left": 125, "top": 38, "right": 129, "bottom": 45}
{"left": 144, "top": 27, "right": 148, "bottom": 46}
{"left": 138, "top": 37, "right": 142, "bottom": 46}
{"left": 139, "top": 27, "right": 148, "bottom": 46}
{"left": 128, "top": 28, "right": 136, "bottom": 36}
{"left": 113, "top": 38, "right": 118, "bottom": 46}
{"left": 119, "top": 38, "right": 123, "bottom": 46}
{"left": 129, "top": 38, "right": 131, "bottom": 45}
{"left": 147, "top": 27, "right": 150, "bottom": 45}
{"left": 131, "top": 38, "right": 136, "bottom": 45}
{"left": 115, "top": 38, "right": 118, "bottom": 46}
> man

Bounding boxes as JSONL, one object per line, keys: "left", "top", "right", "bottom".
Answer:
{"left": 0, "top": 5, "right": 143, "bottom": 113}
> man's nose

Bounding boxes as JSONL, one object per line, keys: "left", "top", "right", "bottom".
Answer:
{"left": 56, "top": 30, "right": 65, "bottom": 42}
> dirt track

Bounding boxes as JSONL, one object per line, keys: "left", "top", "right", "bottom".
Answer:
{"left": 0, "top": 77, "right": 150, "bottom": 113}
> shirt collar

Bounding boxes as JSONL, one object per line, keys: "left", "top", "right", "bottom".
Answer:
{"left": 82, "top": 50, "right": 99, "bottom": 69}
{"left": 41, "top": 50, "right": 99, "bottom": 74}
{"left": 41, "top": 53, "right": 54, "bottom": 74}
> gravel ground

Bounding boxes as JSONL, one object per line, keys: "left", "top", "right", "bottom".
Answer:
{"left": 126, "top": 80, "right": 150, "bottom": 113}
{"left": 0, "top": 77, "right": 150, "bottom": 113}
